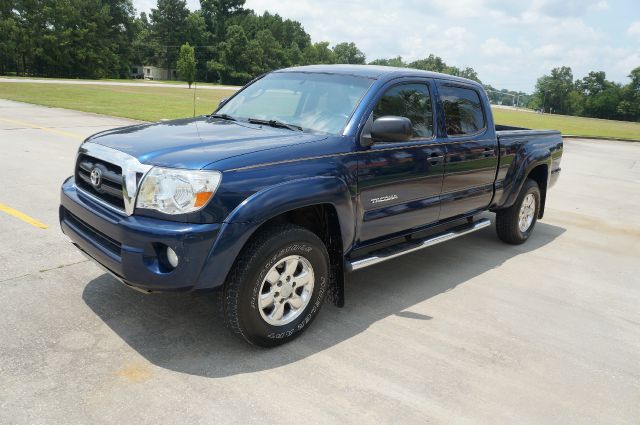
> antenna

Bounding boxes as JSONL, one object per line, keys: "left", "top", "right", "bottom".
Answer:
{"left": 193, "top": 79, "right": 197, "bottom": 117}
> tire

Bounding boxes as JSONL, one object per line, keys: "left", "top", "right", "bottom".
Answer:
{"left": 495, "top": 178, "right": 541, "bottom": 245}
{"left": 222, "top": 223, "right": 329, "bottom": 347}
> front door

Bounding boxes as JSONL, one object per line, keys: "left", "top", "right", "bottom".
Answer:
{"left": 437, "top": 82, "right": 498, "bottom": 219}
{"left": 356, "top": 81, "right": 445, "bottom": 244}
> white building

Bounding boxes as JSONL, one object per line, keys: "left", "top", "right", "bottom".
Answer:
{"left": 143, "top": 66, "right": 178, "bottom": 81}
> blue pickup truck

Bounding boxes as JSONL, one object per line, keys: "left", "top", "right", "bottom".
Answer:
{"left": 60, "top": 65, "right": 563, "bottom": 346}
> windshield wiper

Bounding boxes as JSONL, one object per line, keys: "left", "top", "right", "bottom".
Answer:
{"left": 247, "top": 118, "right": 303, "bottom": 132}
{"left": 210, "top": 113, "right": 236, "bottom": 121}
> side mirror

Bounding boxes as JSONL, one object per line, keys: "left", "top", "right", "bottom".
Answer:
{"left": 218, "top": 97, "right": 229, "bottom": 108}
{"left": 371, "top": 116, "right": 412, "bottom": 142}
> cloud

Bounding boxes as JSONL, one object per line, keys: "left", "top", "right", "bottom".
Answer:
{"left": 131, "top": 0, "right": 637, "bottom": 92}
{"left": 628, "top": 21, "right": 640, "bottom": 39}
{"left": 133, "top": 0, "right": 156, "bottom": 14}
{"left": 530, "top": 0, "right": 609, "bottom": 17}
{"left": 481, "top": 39, "right": 522, "bottom": 57}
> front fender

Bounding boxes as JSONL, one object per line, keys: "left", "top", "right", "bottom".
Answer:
{"left": 226, "top": 176, "right": 354, "bottom": 248}
{"left": 193, "top": 176, "right": 355, "bottom": 291}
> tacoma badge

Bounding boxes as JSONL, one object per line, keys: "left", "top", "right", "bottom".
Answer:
{"left": 371, "top": 195, "right": 399, "bottom": 204}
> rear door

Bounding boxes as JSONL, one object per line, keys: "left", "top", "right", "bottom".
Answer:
{"left": 437, "top": 82, "right": 498, "bottom": 219}
{"left": 356, "top": 80, "right": 445, "bottom": 244}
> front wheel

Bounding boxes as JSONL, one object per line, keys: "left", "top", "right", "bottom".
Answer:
{"left": 495, "top": 178, "right": 541, "bottom": 245}
{"left": 222, "top": 224, "right": 329, "bottom": 347}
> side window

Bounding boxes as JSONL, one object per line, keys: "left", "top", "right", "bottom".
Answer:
{"left": 439, "top": 85, "right": 485, "bottom": 136}
{"left": 373, "top": 83, "right": 433, "bottom": 138}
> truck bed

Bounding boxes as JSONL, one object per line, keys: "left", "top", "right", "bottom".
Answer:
{"left": 495, "top": 124, "right": 561, "bottom": 139}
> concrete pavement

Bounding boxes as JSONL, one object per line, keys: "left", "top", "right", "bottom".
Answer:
{"left": 1, "top": 99, "right": 639, "bottom": 424}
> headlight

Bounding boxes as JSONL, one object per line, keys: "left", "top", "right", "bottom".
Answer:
{"left": 136, "top": 167, "right": 221, "bottom": 214}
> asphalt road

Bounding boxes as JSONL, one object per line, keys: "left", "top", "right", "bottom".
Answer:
{"left": 1, "top": 99, "right": 639, "bottom": 424}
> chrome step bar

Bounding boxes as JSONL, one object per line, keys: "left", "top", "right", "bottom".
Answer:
{"left": 346, "top": 218, "right": 491, "bottom": 271}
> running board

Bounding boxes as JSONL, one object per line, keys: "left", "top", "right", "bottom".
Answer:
{"left": 346, "top": 218, "right": 491, "bottom": 271}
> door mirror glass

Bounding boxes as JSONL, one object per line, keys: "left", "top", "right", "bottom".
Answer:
{"left": 371, "top": 116, "right": 412, "bottom": 142}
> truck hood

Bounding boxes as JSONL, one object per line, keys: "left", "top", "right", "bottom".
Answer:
{"left": 86, "top": 116, "right": 327, "bottom": 169}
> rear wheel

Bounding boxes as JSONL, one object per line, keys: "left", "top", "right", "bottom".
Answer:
{"left": 495, "top": 178, "right": 541, "bottom": 245}
{"left": 222, "top": 223, "right": 329, "bottom": 347}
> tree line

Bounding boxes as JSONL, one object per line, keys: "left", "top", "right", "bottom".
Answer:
{"left": 531, "top": 66, "right": 640, "bottom": 122}
{"left": 1, "top": 0, "right": 638, "bottom": 122}
{"left": 0, "top": 0, "right": 485, "bottom": 84}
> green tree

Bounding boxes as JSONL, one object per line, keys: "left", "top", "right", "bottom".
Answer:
{"left": 207, "top": 24, "right": 260, "bottom": 84}
{"left": 286, "top": 41, "right": 303, "bottom": 66}
{"left": 408, "top": 54, "right": 447, "bottom": 72}
{"left": 457, "top": 67, "right": 481, "bottom": 83}
{"left": 369, "top": 56, "right": 405, "bottom": 67}
{"left": 265, "top": 13, "right": 310, "bottom": 50}
{"left": 133, "top": 12, "right": 163, "bottom": 69}
{"left": 533, "top": 66, "right": 575, "bottom": 114}
{"left": 576, "top": 71, "right": 608, "bottom": 96}
{"left": 575, "top": 71, "right": 625, "bottom": 119}
{"left": 628, "top": 67, "right": 640, "bottom": 93}
{"left": 177, "top": 42, "right": 196, "bottom": 87}
{"left": 0, "top": 8, "right": 19, "bottom": 75}
{"left": 255, "top": 29, "right": 286, "bottom": 71}
{"left": 185, "top": 11, "right": 209, "bottom": 45}
{"left": 183, "top": 11, "right": 212, "bottom": 80}
{"left": 369, "top": 54, "right": 482, "bottom": 83}
{"left": 200, "top": 0, "right": 246, "bottom": 41}
{"left": 585, "top": 86, "right": 623, "bottom": 119}
{"left": 150, "top": 0, "right": 190, "bottom": 80}
{"left": 332, "top": 42, "right": 365, "bottom": 64}
{"left": 302, "top": 41, "right": 335, "bottom": 64}
{"left": 618, "top": 67, "right": 640, "bottom": 121}
{"left": 24, "top": 0, "right": 137, "bottom": 78}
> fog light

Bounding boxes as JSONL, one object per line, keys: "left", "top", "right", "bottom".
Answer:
{"left": 166, "top": 247, "right": 179, "bottom": 268}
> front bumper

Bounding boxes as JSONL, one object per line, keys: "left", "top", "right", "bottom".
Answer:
{"left": 60, "top": 177, "right": 222, "bottom": 292}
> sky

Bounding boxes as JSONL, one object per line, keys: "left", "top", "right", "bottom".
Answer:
{"left": 132, "top": 0, "right": 640, "bottom": 93}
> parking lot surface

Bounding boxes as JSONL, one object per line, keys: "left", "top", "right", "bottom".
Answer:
{"left": 1, "top": 99, "right": 639, "bottom": 424}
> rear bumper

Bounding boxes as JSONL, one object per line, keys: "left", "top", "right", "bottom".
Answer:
{"left": 60, "top": 177, "right": 223, "bottom": 292}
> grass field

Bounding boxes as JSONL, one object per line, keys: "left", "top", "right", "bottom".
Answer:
{"left": 0, "top": 82, "right": 234, "bottom": 122}
{"left": 0, "top": 81, "right": 639, "bottom": 140}
{"left": 493, "top": 108, "right": 640, "bottom": 140}
{"left": 0, "top": 75, "right": 226, "bottom": 87}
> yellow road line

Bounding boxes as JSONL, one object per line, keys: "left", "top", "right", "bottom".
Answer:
{"left": 0, "top": 203, "right": 49, "bottom": 229}
{"left": 0, "top": 117, "right": 84, "bottom": 140}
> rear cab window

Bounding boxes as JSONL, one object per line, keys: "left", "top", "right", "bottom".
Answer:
{"left": 439, "top": 85, "right": 486, "bottom": 136}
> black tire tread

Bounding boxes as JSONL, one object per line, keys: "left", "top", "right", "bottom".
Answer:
{"left": 495, "top": 179, "right": 540, "bottom": 245}
{"left": 222, "top": 223, "right": 326, "bottom": 346}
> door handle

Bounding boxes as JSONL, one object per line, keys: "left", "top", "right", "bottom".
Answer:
{"left": 483, "top": 148, "right": 494, "bottom": 157}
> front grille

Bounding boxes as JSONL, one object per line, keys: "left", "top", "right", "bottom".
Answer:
{"left": 75, "top": 154, "right": 125, "bottom": 211}
{"left": 63, "top": 209, "right": 122, "bottom": 257}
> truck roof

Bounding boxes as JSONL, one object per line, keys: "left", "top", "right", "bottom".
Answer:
{"left": 275, "top": 64, "right": 480, "bottom": 86}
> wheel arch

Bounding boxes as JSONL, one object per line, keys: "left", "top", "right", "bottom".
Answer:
{"left": 494, "top": 149, "right": 551, "bottom": 217}
{"left": 526, "top": 163, "right": 549, "bottom": 219}
{"left": 195, "top": 176, "right": 353, "bottom": 306}
{"left": 224, "top": 176, "right": 354, "bottom": 251}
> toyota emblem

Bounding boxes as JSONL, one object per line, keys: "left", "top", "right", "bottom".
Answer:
{"left": 90, "top": 167, "right": 103, "bottom": 188}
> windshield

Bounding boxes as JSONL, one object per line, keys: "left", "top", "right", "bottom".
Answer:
{"left": 217, "top": 72, "right": 374, "bottom": 135}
